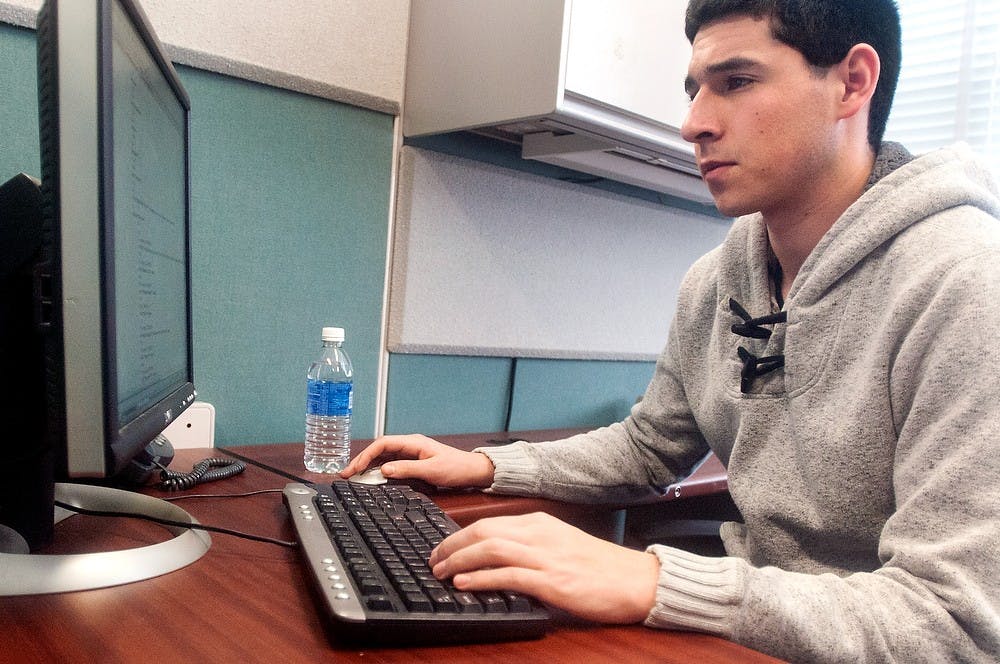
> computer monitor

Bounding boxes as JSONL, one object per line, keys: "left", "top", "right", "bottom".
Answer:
{"left": 0, "top": 0, "right": 209, "bottom": 594}
{"left": 38, "top": 0, "right": 195, "bottom": 483}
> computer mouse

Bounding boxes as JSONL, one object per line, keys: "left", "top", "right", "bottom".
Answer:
{"left": 349, "top": 466, "right": 388, "bottom": 485}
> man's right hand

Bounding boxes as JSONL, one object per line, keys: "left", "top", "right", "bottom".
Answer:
{"left": 340, "top": 434, "right": 496, "bottom": 489}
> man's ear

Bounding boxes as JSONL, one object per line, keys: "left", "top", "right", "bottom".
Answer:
{"left": 837, "top": 43, "right": 880, "bottom": 121}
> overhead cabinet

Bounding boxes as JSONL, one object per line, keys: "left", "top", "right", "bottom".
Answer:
{"left": 403, "top": 0, "right": 712, "bottom": 203}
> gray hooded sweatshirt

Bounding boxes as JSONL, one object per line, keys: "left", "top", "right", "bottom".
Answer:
{"left": 480, "top": 143, "right": 1000, "bottom": 663}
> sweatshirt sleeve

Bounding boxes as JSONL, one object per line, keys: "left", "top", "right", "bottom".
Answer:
{"left": 477, "top": 317, "right": 712, "bottom": 504}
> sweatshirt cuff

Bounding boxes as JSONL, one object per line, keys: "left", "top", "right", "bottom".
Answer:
{"left": 643, "top": 544, "right": 747, "bottom": 637}
{"left": 473, "top": 442, "right": 540, "bottom": 496}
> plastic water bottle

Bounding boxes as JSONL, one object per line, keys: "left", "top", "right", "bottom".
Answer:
{"left": 304, "top": 326, "right": 353, "bottom": 473}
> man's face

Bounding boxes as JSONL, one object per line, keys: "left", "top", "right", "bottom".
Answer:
{"left": 682, "top": 16, "right": 841, "bottom": 219}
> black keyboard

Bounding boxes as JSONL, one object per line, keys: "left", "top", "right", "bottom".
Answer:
{"left": 282, "top": 480, "right": 550, "bottom": 645}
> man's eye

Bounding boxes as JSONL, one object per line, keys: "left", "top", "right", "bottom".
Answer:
{"left": 727, "top": 76, "right": 753, "bottom": 91}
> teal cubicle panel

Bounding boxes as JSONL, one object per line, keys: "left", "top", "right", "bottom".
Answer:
{"left": 385, "top": 353, "right": 656, "bottom": 436}
{"left": 179, "top": 67, "right": 393, "bottom": 446}
{"left": 385, "top": 354, "right": 514, "bottom": 435}
{"left": 0, "top": 24, "right": 40, "bottom": 180}
{"left": 507, "top": 358, "right": 655, "bottom": 431}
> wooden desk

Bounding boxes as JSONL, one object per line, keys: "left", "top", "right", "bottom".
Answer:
{"left": 1, "top": 446, "right": 778, "bottom": 664}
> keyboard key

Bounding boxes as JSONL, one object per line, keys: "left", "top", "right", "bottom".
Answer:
{"left": 502, "top": 591, "right": 533, "bottom": 613}
{"left": 366, "top": 595, "right": 393, "bottom": 611}
{"left": 453, "top": 592, "right": 484, "bottom": 614}
{"left": 402, "top": 591, "right": 433, "bottom": 612}
{"left": 426, "top": 587, "right": 458, "bottom": 612}
{"left": 477, "top": 592, "right": 507, "bottom": 613}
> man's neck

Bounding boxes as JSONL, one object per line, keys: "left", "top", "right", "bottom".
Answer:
{"left": 765, "top": 148, "right": 876, "bottom": 300}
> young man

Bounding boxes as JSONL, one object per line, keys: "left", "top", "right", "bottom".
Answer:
{"left": 345, "top": 1, "right": 1000, "bottom": 660}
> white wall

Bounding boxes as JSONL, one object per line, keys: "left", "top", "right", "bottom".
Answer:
{"left": 0, "top": 0, "right": 408, "bottom": 114}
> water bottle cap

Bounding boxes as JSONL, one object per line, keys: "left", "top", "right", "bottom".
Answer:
{"left": 321, "top": 327, "right": 345, "bottom": 342}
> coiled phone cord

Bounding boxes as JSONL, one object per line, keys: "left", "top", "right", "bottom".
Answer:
{"left": 158, "top": 457, "right": 246, "bottom": 491}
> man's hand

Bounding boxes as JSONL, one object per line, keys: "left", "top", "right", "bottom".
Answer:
{"left": 341, "top": 434, "right": 495, "bottom": 488}
{"left": 429, "top": 512, "right": 660, "bottom": 624}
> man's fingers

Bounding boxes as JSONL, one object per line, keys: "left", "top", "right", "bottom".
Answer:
{"left": 342, "top": 435, "right": 433, "bottom": 476}
{"left": 430, "top": 514, "right": 552, "bottom": 568}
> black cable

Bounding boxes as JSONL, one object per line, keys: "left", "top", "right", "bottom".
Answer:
{"left": 503, "top": 356, "right": 518, "bottom": 432}
{"left": 161, "top": 488, "right": 286, "bottom": 501}
{"left": 54, "top": 500, "right": 298, "bottom": 548}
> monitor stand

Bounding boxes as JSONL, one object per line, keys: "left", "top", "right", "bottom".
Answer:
{"left": 0, "top": 482, "right": 211, "bottom": 596}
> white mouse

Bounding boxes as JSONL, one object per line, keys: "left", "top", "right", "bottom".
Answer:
{"left": 349, "top": 466, "right": 387, "bottom": 485}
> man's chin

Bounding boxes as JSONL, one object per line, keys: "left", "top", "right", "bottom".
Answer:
{"left": 710, "top": 195, "right": 757, "bottom": 218}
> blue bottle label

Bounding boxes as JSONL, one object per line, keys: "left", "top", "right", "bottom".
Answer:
{"left": 307, "top": 379, "right": 353, "bottom": 416}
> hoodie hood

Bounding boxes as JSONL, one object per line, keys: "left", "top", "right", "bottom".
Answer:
{"left": 790, "top": 142, "right": 1000, "bottom": 307}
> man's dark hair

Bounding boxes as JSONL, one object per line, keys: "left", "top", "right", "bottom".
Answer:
{"left": 685, "top": 0, "right": 901, "bottom": 150}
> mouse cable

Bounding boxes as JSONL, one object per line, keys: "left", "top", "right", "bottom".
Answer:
{"left": 53, "top": 500, "right": 298, "bottom": 549}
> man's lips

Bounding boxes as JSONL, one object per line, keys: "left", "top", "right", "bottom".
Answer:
{"left": 699, "top": 160, "right": 736, "bottom": 178}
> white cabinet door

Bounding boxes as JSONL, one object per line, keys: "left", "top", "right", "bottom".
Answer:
{"left": 564, "top": 0, "right": 691, "bottom": 129}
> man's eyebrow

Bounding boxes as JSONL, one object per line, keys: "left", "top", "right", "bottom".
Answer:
{"left": 685, "top": 56, "right": 764, "bottom": 96}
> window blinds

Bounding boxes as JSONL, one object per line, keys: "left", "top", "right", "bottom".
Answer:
{"left": 884, "top": 0, "right": 999, "bottom": 177}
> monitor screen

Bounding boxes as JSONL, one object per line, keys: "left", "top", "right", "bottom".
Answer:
{"left": 105, "top": 0, "right": 192, "bottom": 451}
{"left": 0, "top": 0, "right": 196, "bottom": 552}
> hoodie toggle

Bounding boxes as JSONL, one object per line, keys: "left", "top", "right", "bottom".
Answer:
{"left": 729, "top": 298, "right": 787, "bottom": 393}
